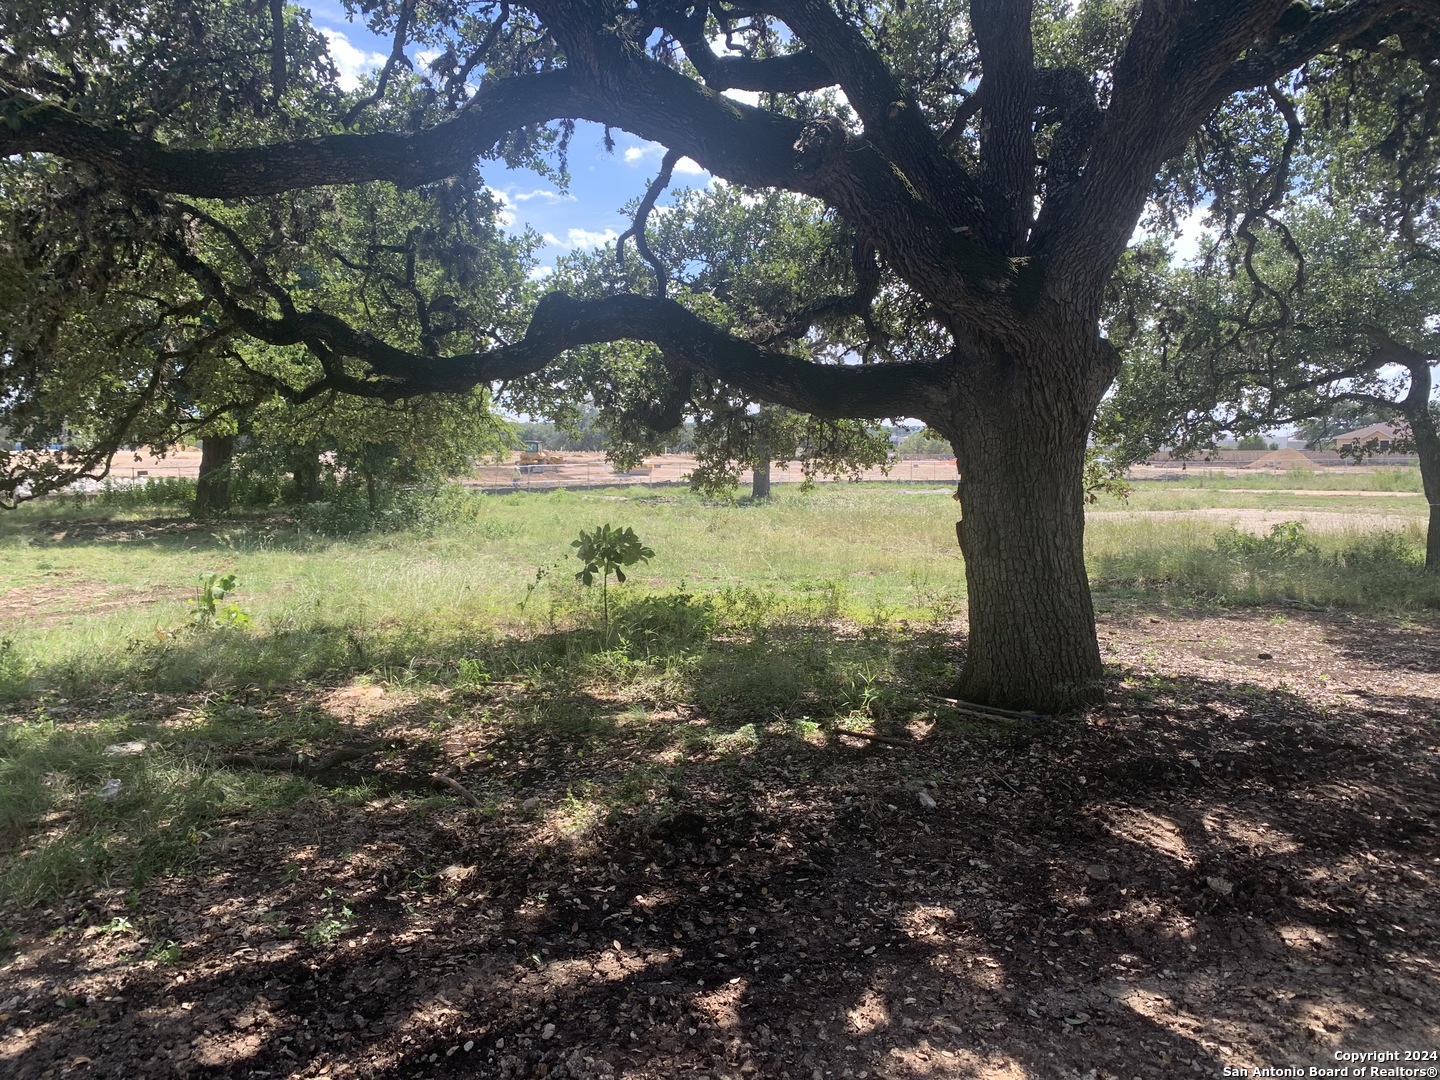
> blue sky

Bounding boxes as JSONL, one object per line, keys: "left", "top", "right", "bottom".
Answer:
{"left": 304, "top": 1, "right": 730, "bottom": 279}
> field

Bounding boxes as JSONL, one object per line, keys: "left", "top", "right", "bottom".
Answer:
{"left": 0, "top": 474, "right": 1437, "bottom": 1079}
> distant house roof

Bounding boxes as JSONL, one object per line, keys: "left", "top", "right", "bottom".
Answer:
{"left": 1334, "top": 421, "right": 1409, "bottom": 445}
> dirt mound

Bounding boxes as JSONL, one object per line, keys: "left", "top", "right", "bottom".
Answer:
{"left": 1248, "top": 447, "right": 1316, "bottom": 470}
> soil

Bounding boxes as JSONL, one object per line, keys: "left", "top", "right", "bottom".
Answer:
{"left": 1089, "top": 508, "right": 1421, "bottom": 534}
{"left": 1246, "top": 450, "right": 1317, "bottom": 471}
{"left": 1, "top": 608, "right": 1438, "bottom": 1079}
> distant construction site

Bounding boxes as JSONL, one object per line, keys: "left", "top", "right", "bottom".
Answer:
{"left": 85, "top": 445, "right": 1419, "bottom": 494}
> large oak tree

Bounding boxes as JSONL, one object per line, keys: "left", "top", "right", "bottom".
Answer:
{"left": 3, "top": 0, "right": 1436, "bottom": 710}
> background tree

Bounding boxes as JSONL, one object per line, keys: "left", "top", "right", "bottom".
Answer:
{"left": 1294, "top": 403, "right": 1393, "bottom": 448}
{"left": 4, "top": 0, "right": 1434, "bottom": 708}
{"left": 1099, "top": 49, "right": 1440, "bottom": 566}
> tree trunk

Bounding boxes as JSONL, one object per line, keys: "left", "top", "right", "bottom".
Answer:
{"left": 1405, "top": 406, "right": 1440, "bottom": 573}
{"left": 751, "top": 454, "right": 772, "bottom": 500}
{"left": 364, "top": 471, "right": 379, "bottom": 514}
{"left": 945, "top": 336, "right": 1113, "bottom": 713}
{"left": 194, "top": 434, "right": 235, "bottom": 518}
{"left": 291, "top": 443, "right": 323, "bottom": 503}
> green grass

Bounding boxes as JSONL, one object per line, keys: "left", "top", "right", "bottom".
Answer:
{"left": 0, "top": 700, "right": 328, "bottom": 903}
{"left": 0, "top": 476, "right": 1434, "bottom": 904}
{"left": 1087, "top": 514, "right": 1436, "bottom": 609}
{"left": 1138, "top": 463, "right": 1424, "bottom": 492}
{"left": 0, "top": 486, "right": 968, "bottom": 699}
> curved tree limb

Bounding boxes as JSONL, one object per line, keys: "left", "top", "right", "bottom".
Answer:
{"left": 1217, "top": 0, "right": 1416, "bottom": 98}
{"left": 0, "top": 70, "right": 585, "bottom": 196}
{"left": 617, "top": 148, "right": 681, "bottom": 299}
{"left": 157, "top": 220, "right": 953, "bottom": 421}
{"left": 753, "top": 0, "right": 989, "bottom": 226}
{"left": 341, "top": 0, "right": 415, "bottom": 127}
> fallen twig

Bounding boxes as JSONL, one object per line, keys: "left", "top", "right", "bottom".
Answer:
{"left": 929, "top": 696, "right": 1050, "bottom": 722}
{"left": 988, "top": 770, "right": 1024, "bottom": 797}
{"left": 833, "top": 728, "right": 909, "bottom": 747}
{"left": 431, "top": 773, "right": 484, "bottom": 809}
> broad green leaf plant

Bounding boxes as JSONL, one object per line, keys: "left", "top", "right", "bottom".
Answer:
{"left": 572, "top": 525, "right": 654, "bottom": 633}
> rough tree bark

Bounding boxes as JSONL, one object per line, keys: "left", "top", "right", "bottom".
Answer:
{"left": 1408, "top": 407, "right": 1440, "bottom": 573}
{"left": 937, "top": 326, "right": 1119, "bottom": 708}
{"left": 751, "top": 455, "right": 772, "bottom": 501}
{"left": 194, "top": 434, "right": 235, "bottom": 518}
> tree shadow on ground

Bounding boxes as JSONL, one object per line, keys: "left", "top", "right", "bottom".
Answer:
{"left": 1, "top": 615, "right": 1437, "bottom": 1079}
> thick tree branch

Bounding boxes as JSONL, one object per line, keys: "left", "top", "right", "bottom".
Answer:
{"left": 1034, "top": 68, "right": 1100, "bottom": 199}
{"left": 972, "top": 0, "right": 1036, "bottom": 253}
{"left": 659, "top": 8, "right": 834, "bottom": 95}
{"left": 1217, "top": 0, "right": 1416, "bottom": 98}
{"left": 0, "top": 70, "right": 584, "bottom": 196}
{"left": 751, "top": 0, "right": 989, "bottom": 227}
{"left": 158, "top": 226, "right": 953, "bottom": 421}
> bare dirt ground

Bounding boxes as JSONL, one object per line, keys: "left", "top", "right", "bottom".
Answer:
{"left": 88, "top": 449, "right": 963, "bottom": 491}
{"left": 1089, "top": 508, "right": 1422, "bottom": 534}
{"left": 83, "top": 447, "right": 1425, "bottom": 495}
{"left": 465, "top": 453, "right": 960, "bottom": 491}
{"left": 2, "top": 608, "right": 1437, "bottom": 1079}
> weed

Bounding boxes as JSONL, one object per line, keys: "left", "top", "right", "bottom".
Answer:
{"left": 146, "top": 940, "right": 182, "bottom": 964}
{"left": 454, "top": 657, "right": 491, "bottom": 686}
{"left": 1214, "top": 520, "right": 1318, "bottom": 568}
{"left": 572, "top": 524, "right": 655, "bottom": 632}
{"left": 191, "top": 573, "right": 249, "bottom": 630}
{"left": 304, "top": 888, "right": 356, "bottom": 945}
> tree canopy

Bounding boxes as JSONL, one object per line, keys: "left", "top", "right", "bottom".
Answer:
{"left": 3, "top": 0, "right": 1437, "bottom": 709}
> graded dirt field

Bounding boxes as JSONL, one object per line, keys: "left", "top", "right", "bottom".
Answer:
{"left": 94, "top": 448, "right": 964, "bottom": 491}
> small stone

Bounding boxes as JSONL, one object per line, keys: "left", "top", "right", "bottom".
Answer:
{"left": 540, "top": 1022, "right": 556, "bottom": 1040}
{"left": 1257, "top": 652, "right": 1274, "bottom": 661}
{"left": 1206, "top": 876, "right": 1234, "bottom": 896}
{"left": 1085, "top": 863, "right": 1111, "bottom": 882}
{"left": 521, "top": 797, "right": 543, "bottom": 812}
{"left": 917, "top": 791, "right": 937, "bottom": 810}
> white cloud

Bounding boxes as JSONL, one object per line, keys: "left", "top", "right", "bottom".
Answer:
{"left": 624, "top": 144, "right": 662, "bottom": 165}
{"left": 566, "top": 227, "right": 620, "bottom": 249}
{"left": 722, "top": 88, "right": 761, "bottom": 107}
{"left": 1130, "top": 203, "right": 1215, "bottom": 263}
{"left": 1173, "top": 205, "right": 1214, "bottom": 262}
{"left": 320, "top": 28, "right": 388, "bottom": 92}
{"left": 487, "top": 189, "right": 518, "bottom": 227}
{"left": 528, "top": 265, "right": 554, "bottom": 280}
{"left": 510, "top": 189, "right": 577, "bottom": 204}
{"left": 622, "top": 143, "right": 709, "bottom": 178}
{"left": 541, "top": 232, "right": 561, "bottom": 246}
{"left": 415, "top": 48, "right": 441, "bottom": 70}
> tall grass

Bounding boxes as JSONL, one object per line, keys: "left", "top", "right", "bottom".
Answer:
{"left": 1087, "top": 515, "right": 1436, "bottom": 608}
{"left": 1153, "top": 464, "right": 1423, "bottom": 492}
{"left": 0, "top": 482, "right": 1432, "bottom": 702}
